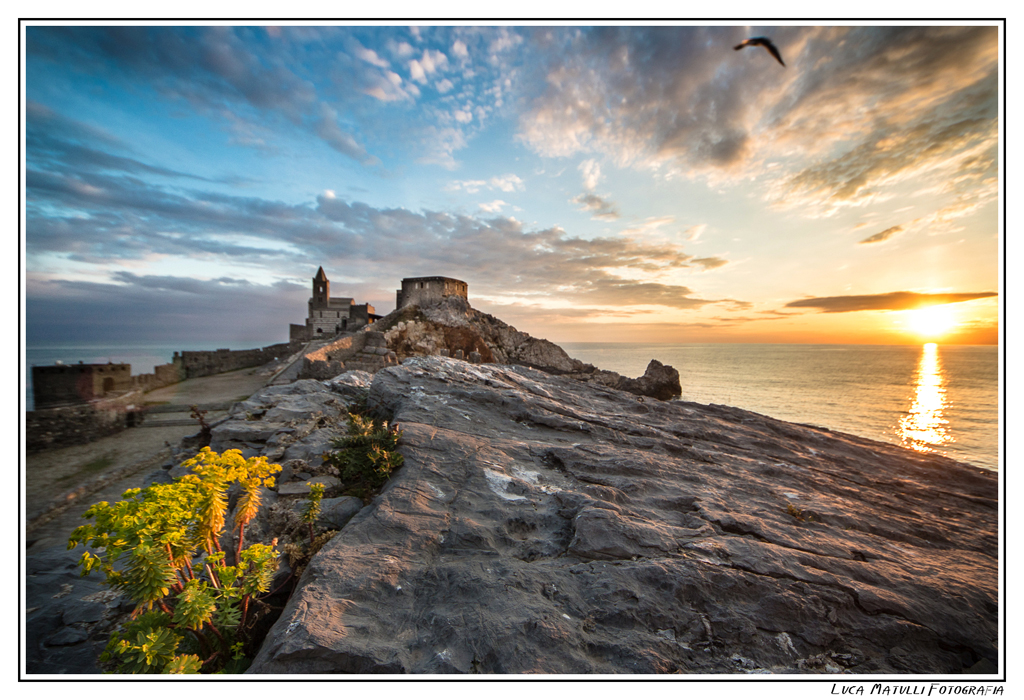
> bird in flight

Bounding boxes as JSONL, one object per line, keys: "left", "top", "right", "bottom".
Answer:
{"left": 734, "top": 37, "right": 785, "bottom": 67}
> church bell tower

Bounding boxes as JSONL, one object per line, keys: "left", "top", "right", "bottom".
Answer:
{"left": 312, "top": 266, "right": 330, "bottom": 308}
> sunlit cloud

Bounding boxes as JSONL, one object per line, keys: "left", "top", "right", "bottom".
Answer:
{"left": 860, "top": 225, "right": 904, "bottom": 245}
{"left": 785, "top": 291, "right": 998, "bottom": 313}
{"left": 579, "top": 158, "right": 602, "bottom": 191}
{"left": 571, "top": 192, "right": 619, "bottom": 220}
{"left": 24, "top": 24, "right": 1000, "bottom": 345}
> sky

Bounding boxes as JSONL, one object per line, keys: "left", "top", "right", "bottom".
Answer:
{"left": 22, "top": 22, "right": 1002, "bottom": 347}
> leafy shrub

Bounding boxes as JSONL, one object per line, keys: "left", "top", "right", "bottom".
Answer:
{"left": 323, "top": 412, "right": 403, "bottom": 499}
{"left": 301, "top": 482, "right": 325, "bottom": 545}
{"left": 68, "top": 448, "right": 282, "bottom": 674}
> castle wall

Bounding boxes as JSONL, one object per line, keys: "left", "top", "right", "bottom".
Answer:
{"left": 177, "top": 341, "right": 303, "bottom": 379}
{"left": 396, "top": 277, "right": 468, "bottom": 309}
{"left": 131, "top": 360, "right": 185, "bottom": 392}
{"left": 290, "top": 323, "right": 312, "bottom": 342}
{"left": 26, "top": 392, "right": 145, "bottom": 452}
{"left": 32, "top": 363, "right": 133, "bottom": 409}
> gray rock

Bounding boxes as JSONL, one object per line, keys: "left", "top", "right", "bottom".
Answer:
{"left": 324, "top": 370, "right": 374, "bottom": 400}
{"left": 281, "top": 428, "right": 342, "bottom": 464}
{"left": 319, "top": 496, "right": 364, "bottom": 530}
{"left": 277, "top": 476, "right": 341, "bottom": 496}
{"left": 47, "top": 627, "right": 89, "bottom": 646}
{"left": 62, "top": 602, "right": 107, "bottom": 625}
{"left": 364, "top": 331, "right": 386, "bottom": 347}
{"left": 249, "top": 357, "right": 997, "bottom": 674}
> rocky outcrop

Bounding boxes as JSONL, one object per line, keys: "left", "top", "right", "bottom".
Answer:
{"left": 299, "top": 332, "right": 398, "bottom": 380}
{"left": 248, "top": 357, "right": 998, "bottom": 675}
{"left": 378, "top": 296, "right": 681, "bottom": 400}
{"left": 566, "top": 359, "right": 682, "bottom": 401}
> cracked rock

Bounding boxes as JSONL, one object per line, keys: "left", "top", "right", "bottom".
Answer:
{"left": 249, "top": 357, "right": 997, "bottom": 674}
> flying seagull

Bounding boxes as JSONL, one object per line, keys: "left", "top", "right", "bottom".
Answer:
{"left": 734, "top": 37, "right": 785, "bottom": 67}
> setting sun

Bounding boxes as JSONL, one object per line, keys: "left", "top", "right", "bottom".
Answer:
{"left": 907, "top": 305, "right": 958, "bottom": 339}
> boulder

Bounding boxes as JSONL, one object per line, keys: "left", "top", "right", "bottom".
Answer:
{"left": 277, "top": 477, "right": 341, "bottom": 496}
{"left": 319, "top": 496, "right": 364, "bottom": 530}
{"left": 248, "top": 357, "right": 998, "bottom": 675}
{"left": 617, "top": 359, "right": 682, "bottom": 401}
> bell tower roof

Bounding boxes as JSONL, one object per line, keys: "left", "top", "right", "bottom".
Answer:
{"left": 314, "top": 266, "right": 328, "bottom": 281}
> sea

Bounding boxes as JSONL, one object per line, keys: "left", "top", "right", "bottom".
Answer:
{"left": 24, "top": 341, "right": 1000, "bottom": 472}
{"left": 560, "top": 343, "right": 999, "bottom": 472}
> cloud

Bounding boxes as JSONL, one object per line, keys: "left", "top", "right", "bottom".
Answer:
{"left": 409, "top": 48, "right": 449, "bottom": 83}
{"left": 683, "top": 224, "right": 706, "bottom": 242}
{"left": 579, "top": 159, "right": 602, "bottom": 191}
{"left": 478, "top": 200, "right": 507, "bottom": 212}
{"left": 513, "top": 26, "right": 997, "bottom": 219}
{"left": 859, "top": 225, "right": 905, "bottom": 245}
{"left": 353, "top": 44, "right": 390, "bottom": 68}
{"left": 452, "top": 40, "right": 469, "bottom": 60}
{"left": 571, "top": 193, "right": 620, "bottom": 220}
{"left": 691, "top": 256, "right": 729, "bottom": 271}
{"left": 314, "top": 104, "right": 376, "bottom": 165}
{"left": 26, "top": 27, "right": 394, "bottom": 166}
{"left": 490, "top": 174, "right": 524, "bottom": 192}
{"left": 446, "top": 174, "right": 524, "bottom": 194}
{"left": 785, "top": 291, "right": 998, "bottom": 313}
{"left": 27, "top": 273, "right": 308, "bottom": 344}
{"left": 27, "top": 134, "right": 738, "bottom": 342}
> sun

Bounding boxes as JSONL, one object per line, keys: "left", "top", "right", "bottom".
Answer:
{"left": 906, "top": 305, "right": 957, "bottom": 339}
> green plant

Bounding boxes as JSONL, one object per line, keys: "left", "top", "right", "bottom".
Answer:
{"left": 301, "top": 482, "right": 325, "bottom": 545}
{"left": 785, "top": 503, "right": 815, "bottom": 522}
{"left": 323, "top": 412, "right": 403, "bottom": 499}
{"left": 68, "top": 447, "right": 282, "bottom": 674}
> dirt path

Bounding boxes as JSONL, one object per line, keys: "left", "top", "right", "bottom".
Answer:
{"left": 25, "top": 362, "right": 285, "bottom": 552}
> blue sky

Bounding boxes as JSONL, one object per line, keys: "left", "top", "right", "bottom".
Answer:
{"left": 24, "top": 23, "right": 1001, "bottom": 346}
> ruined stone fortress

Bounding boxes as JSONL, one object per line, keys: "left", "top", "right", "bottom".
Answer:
{"left": 29, "top": 268, "right": 469, "bottom": 450}
{"left": 289, "top": 268, "right": 469, "bottom": 341}
{"left": 395, "top": 276, "right": 468, "bottom": 310}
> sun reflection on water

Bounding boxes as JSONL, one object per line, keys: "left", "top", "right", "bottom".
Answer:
{"left": 897, "top": 343, "right": 953, "bottom": 453}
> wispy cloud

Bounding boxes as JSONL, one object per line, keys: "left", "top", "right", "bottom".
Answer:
{"left": 859, "top": 225, "right": 904, "bottom": 245}
{"left": 514, "top": 25, "right": 997, "bottom": 220}
{"left": 785, "top": 291, "right": 997, "bottom": 313}
{"left": 571, "top": 193, "right": 620, "bottom": 220}
{"left": 446, "top": 174, "right": 524, "bottom": 194}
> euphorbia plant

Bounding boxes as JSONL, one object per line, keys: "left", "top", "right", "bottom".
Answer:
{"left": 68, "top": 447, "right": 282, "bottom": 674}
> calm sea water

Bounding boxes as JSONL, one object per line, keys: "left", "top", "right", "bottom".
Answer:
{"left": 561, "top": 343, "right": 999, "bottom": 472}
{"left": 24, "top": 341, "right": 1000, "bottom": 471}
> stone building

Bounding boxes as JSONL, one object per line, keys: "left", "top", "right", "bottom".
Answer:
{"left": 32, "top": 361, "right": 132, "bottom": 409}
{"left": 290, "top": 267, "right": 378, "bottom": 341}
{"left": 396, "top": 276, "right": 468, "bottom": 309}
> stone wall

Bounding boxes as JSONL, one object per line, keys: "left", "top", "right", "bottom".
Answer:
{"left": 297, "top": 331, "right": 397, "bottom": 380}
{"left": 26, "top": 392, "right": 146, "bottom": 453}
{"left": 396, "top": 276, "right": 468, "bottom": 309}
{"left": 32, "top": 363, "right": 133, "bottom": 409}
{"left": 290, "top": 323, "right": 312, "bottom": 342}
{"left": 131, "top": 359, "right": 185, "bottom": 392}
{"left": 177, "top": 341, "right": 303, "bottom": 379}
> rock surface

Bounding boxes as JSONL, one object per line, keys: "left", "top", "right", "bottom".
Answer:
{"left": 378, "top": 296, "right": 682, "bottom": 400}
{"left": 248, "top": 357, "right": 998, "bottom": 675}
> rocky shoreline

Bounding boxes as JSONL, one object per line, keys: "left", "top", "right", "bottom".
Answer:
{"left": 24, "top": 307, "right": 998, "bottom": 676}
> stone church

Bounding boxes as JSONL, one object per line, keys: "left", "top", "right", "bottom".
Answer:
{"left": 289, "top": 267, "right": 378, "bottom": 341}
